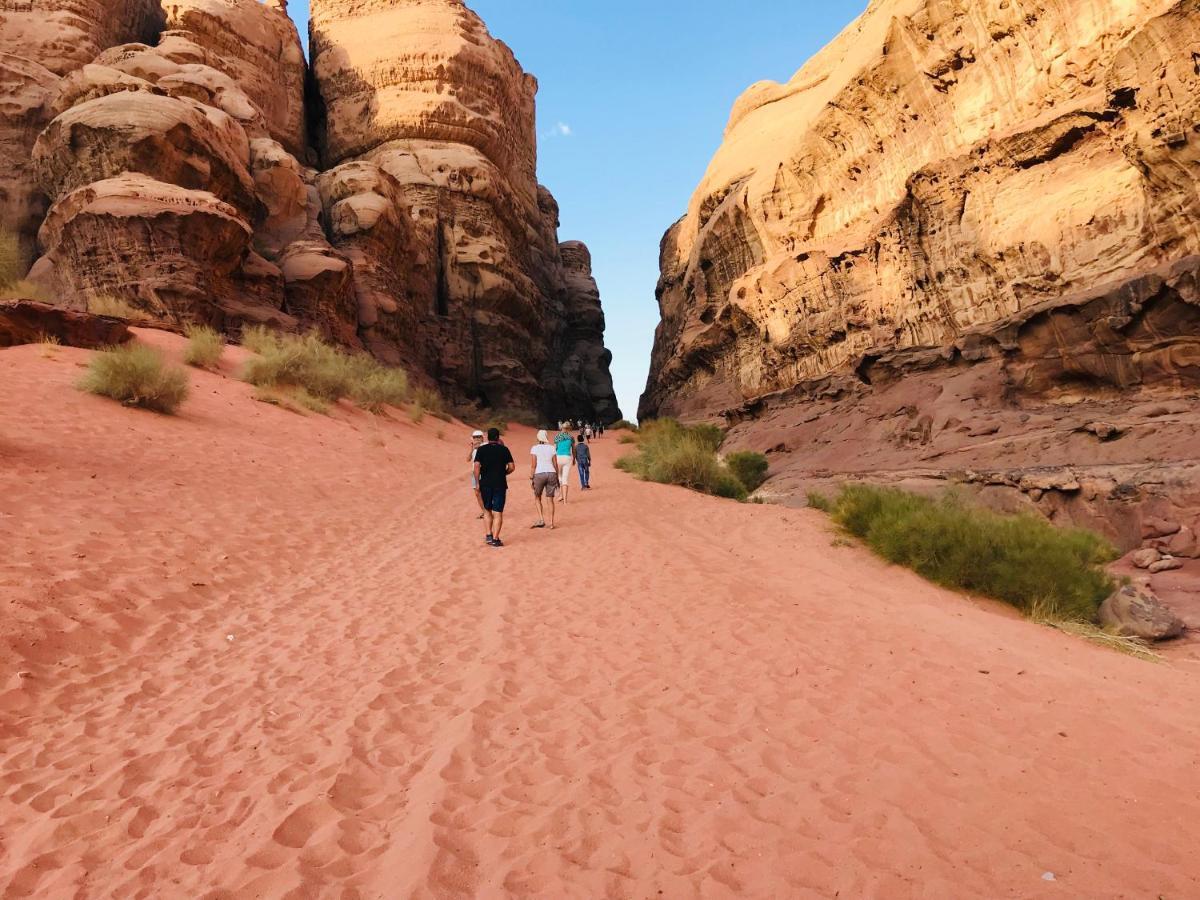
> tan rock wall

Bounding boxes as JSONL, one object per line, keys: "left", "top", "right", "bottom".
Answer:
{"left": 641, "top": 0, "right": 1200, "bottom": 421}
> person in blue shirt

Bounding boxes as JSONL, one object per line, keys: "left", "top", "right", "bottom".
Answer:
{"left": 553, "top": 423, "right": 575, "bottom": 503}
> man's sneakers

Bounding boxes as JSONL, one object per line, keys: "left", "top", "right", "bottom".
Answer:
{"left": 485, "top": 534, "right": 494, "bottom": 545}
{"left": 485, "top": 534, "right": 505, "bottom": 548}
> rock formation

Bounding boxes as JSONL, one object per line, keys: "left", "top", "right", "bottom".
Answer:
{"left": 1, "top": 0, "right": 619, "bottom": 421}
{"left": 641, "top": 0, "right": 1200, "bottom": 547}
{"left": 308, "top": 0, "right": 618, "bottom": 418}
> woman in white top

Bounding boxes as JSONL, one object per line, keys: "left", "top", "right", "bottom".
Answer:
{"left": 468, "top": 430, "right": 485, "bottom": 518}
{"left": 529, "top": 430, "right": 560, "bottom": 529}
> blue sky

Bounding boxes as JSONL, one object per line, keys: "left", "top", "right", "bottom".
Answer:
{"left": 291, "top": 1, "right": 866, "bottom": 417}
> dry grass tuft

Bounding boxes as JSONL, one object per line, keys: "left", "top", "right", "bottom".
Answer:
{"left": 78, "top": 344, "right": 189, "bottom": 414}
{"left": 183, "top": 324, "right": 225, "bottom": 369}
{"left": 38, "top": 333, "right": 61, "bottom": 358}
{"left": 240, "top": 329, "right": 426, "bottom": 415}
{"left": 88, "top": 295, "right": 147, "bottom": 321}
{"left": 1028, "top": 602, "right": 1163, "bottom": 661}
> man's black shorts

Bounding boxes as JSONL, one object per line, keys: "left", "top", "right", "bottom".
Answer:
{"left": 481, "top": 487, "right": 507, "bottom": 512}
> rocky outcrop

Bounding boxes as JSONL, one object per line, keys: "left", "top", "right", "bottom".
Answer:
{"left": 1099, "top": 584, "right": 1186, "bottom": 641}
{"left": 0, "top": 299, "right": 131, "bottom": 348}
{"left": 0, "top": 0, "right": 164, "bottom": 77}
{"left": 4, "top": 0, "right": 618, "bottom": 422}
{"left": 642, "top": 0, "right": 1200, "bottom": 536}
{"left": 309, "top": 0, "right": 619, "bottom": 419}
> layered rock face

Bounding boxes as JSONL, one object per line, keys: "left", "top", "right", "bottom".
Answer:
{"left": 2, "top": 0, "right": 618, "bottom": 420}
{"left": 309, "top": 0, "right": 619, "bottom": 418}
{"left": 642, "top": 0, "right": 1200, "bottom": 545}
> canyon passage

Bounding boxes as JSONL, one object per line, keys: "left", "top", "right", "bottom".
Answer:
{"left": 4, "top": 0, "right": 1200, "bottom": 898}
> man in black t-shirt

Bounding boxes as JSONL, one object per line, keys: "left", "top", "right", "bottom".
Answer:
{"left": 472, "top": 427, "right": 515, "bottom": 547}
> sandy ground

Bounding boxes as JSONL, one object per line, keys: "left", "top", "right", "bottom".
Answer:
{"left": 3, "top": 331, "right": 1200, "bottom": 899}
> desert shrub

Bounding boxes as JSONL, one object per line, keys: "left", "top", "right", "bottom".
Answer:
{"left": 183, "top": 324, "right": 225, "bottom": 368}
{"left": 616, "top": 418, "right": 749, "bottom": 501}
{"left": 610, "top": 419, "right": 638, "bottom": 431}
{"left": 807, "top": 490, "right": 833, "bottom": 513}
{"left": 79, "top": 344, "right": 189, "bottom": 414}
{"left": 829, "top": 485, "right": 1117, "bottom": 622}
{"left": 240, "top": 324, "right": 279, "bottom": 355}
{"left": 88, "top": 295, "right": 146, "bottom": 321}
{"left": 240, "top": 330, "right": 415, "bottom": 414}
{"left": 353, "top": 367, "right": 409, "bottom": 412}
{"left": 412, "top": 386, "right": 444, "bottom": 415}
{"left": 409, "top": 402, "right": 426, "bottom": 423}
{"left": 726, "top": 451, "right": 769, "bottom": 492}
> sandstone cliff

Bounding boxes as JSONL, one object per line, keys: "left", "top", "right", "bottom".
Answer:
{"left": 1, "top": 0, "right": 619, "bottom": 422}
{"left": 309, "top": 0, "right": 618, "bottom": 419}
{"left": 641, "top": 0, "right": 1200, "bottom": 548}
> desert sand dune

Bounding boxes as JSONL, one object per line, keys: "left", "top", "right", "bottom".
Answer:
{"left": 2, "top": 332, "right": 1200, "bottom": 899}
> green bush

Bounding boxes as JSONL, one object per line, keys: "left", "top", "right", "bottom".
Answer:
{"left": 240, "top": 329, "right": 420, "bottom": 414}
{"left": 616, "top": 418, "right": 749, "bottom": 501}
{"left": 183, "top": 324, "right": 225, "bottom": 368}
{"left": 829, "top": 485, "right": 1117, "bottom": 622}
{"left": 726, "top": 451, "right": 769, "bottom": 492}
{"left": 79, "top": 344, "right": 189, "bottom": 414}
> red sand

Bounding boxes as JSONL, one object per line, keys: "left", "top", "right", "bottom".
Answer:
{"left": 3, "top": 331, "right": 1200, "bottom": 899}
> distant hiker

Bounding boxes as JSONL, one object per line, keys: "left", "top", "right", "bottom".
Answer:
{"left": 529, "top": 430, "right": 560, "bottom": 529}
{"left": 599, "top": 422, "right": 605, "bottom": 438}
{"left": 473, "top": 427, "right": 515, "bottom": 547}
{"left": 584, "top": 424, "right": 593, "bottom": 441}
{"left": 468, "top": 430, "right": 486, "bottom": 518}
{"left": 575, "top": 432, "right": 592, "bottom": 490}
{"left": 554, "top": 423, "right": 576, "bottom": 503}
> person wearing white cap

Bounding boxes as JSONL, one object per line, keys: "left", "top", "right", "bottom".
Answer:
{"left": 529, "top": 429, "right": 560, "bottom": 529}
{"left": 468, "top": 429, "right": 486, "bottom": 518}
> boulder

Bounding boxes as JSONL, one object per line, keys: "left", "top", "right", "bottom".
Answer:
{"left": 1167, "top": 526, "right": 1200, "bottom": 560}
{"left": 1148, "top": 558, "right": 1184, "bottom": 574}
{"left": 0, "top": 0, "right": 164, "bottom": 77}
{"left": 1130, "top": 548, "right": 1162, "bottom": 570}
{"left": 0, "top": 299, "right": 131, "bottom": 348}
{"left": 1099, "top": 585, "right": 1186, "bottom": 642}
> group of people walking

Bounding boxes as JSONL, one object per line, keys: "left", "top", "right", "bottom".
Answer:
{"left": 469, "top": 421, "right": 605, "bottom": 548}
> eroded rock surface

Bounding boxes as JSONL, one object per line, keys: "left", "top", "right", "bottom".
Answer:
{"left": 642, "top": 0, "right": 1200, "bottom": 543}
{"left": 309, "top": 0, "right": 619, "bottom": 418}
{"left": 5, "top": 0, "right": 618, "bottom": 422}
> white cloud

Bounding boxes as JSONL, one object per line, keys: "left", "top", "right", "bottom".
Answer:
{"left": 543, "top": 121, "right": 573, "bottom": 139}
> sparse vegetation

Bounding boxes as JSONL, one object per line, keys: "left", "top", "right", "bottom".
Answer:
{"left": 183, "top": 324, "right": 225, "bottom": 369}
{"left": 38, "top": 334, "right": 61, "bottom": 358}
{"left": 239, "top": 328, "right": 424, "bottom": 415}
{"left": 806, "top": 490, "right": 833, "bottom": 513}
{"left": 88, "top": 295, "right": 146, "bottom": 321}
{"left": 818, "top": 484, "right": 1117, "bottom": 623}
{"left": 0, "top": 279, "right": 52, "bottom": 302}
{"left": 354, "top": 367, "right": 409, "bottom": 413}
{"left": 409, "top": 402, "right": 426, "bottom": 424}
{"left": 615, "top": 418, "right": 755, "bottom": 501}
{"left": 1028, "top": 600, "right": 1162, "bottom": 661}
{"left": 610, "top": 419, "right": 638, "bottom": 431}
{"left": 725, "top": 451, "right": 769, "bottom": 493}
{"left": 79, "top": 343, "right": 189, "bottom": 414}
